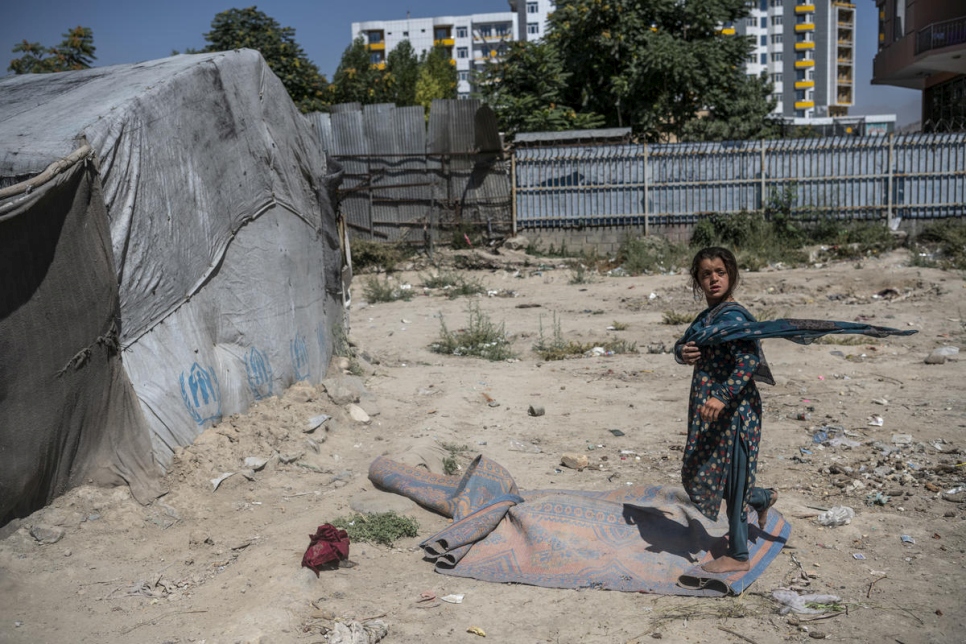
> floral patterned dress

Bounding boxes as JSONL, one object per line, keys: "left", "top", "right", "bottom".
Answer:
{"left": 673, "top": 303, "right": 767, "bottom": 522}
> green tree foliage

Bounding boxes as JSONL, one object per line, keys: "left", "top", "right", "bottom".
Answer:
{"left": 547, "top": 0, "right": 771, "bottom": 142}
{"left": 415, "top": 45, "right": 458, "bottom": 115}
{"left": 8, "top": 26, "right": 96, "bottom": 74}
{"left": 681, "top": 72, "right": 777, "bottom": 141}
{"left": 475, "top": 40, "right": 604, "bottom": 136}
{"left": 385, "top": 40, "right": 419, "bottom": 107}
{"left": 331, "top": 36, "right": 388, "bottom": 105}
{"left": 203, "top": 6, "right": 328, "bottom": 113}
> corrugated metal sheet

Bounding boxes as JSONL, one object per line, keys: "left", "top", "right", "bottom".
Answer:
{"left": 514, "top": 133, "right": 966, "bottom": 228}
{"left": 310, "top": 100, "right": 512, "bottom": 242}
{"left": 515, "top": 128, "right": 632, "bottom": 145}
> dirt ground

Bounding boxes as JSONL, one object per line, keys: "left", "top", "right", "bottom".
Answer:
{"left": 1, "top": 246, "right": 964, "bottom": 644}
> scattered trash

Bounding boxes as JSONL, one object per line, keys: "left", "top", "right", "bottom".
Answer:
{"left": 210, "top": 472, "right": 234, "bottom": 492}
{"left": 816, "top": 506, "right": 854, "bottom": 527}
{"left": 872, "top": 398, "right": 889, "bottom": 405}
{"left": 868, "top": 415, "right": 884, "bottom": 427}
{"left": 306, "top": 414, "right": 331, "bottom": 433}
{"left": 467, "top": 626, "right": 486, "bottom": 637}
{"left": 772, "top": 589, "right": 843, "bottom": 615}
{"left": 301, "top": 524, "right": 350, "bottom": 575}
{"left": 852, "top": 553, "right": 866, "bottom": 560}
{"left": 440, "top": 594, "right": 464, "bottom": 604}
{"left": 610, "top": 429, "right": 626, "bottom": 437}
{"left": 528, "top": 404, "right": 545, "bottom": 417}
{"left": 900, "top": 534, "right": 916, "bottom": 545}
{"left": 508, "top": 439, "right": 542, "bottom": 453}
{"left": 926, "top": 346, "right": 959, "bottom": 364}
{"left": 891, "top": 434, "right": 913, "bottom": 445}
{"left": 326, "top": 619, "right": 388, "bottom": 644}
{"left": 812, "top": 430, "right": 828, "bottom": 444}
{"left": 866, "top": 491, "right": 890, "bottom": 506}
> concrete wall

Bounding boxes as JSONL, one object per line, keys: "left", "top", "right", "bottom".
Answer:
{"left": 519, "top": 223, "right": 694, "bottom": 256}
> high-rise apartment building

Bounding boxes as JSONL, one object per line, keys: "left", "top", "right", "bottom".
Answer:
{"left": 352, "top": 1, "right": 855, "bottom": 120}
{"left": 350, "top": 12, "right": 517, "bottom": 98}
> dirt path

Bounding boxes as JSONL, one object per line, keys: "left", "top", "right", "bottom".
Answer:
{"left": 1, "top": 248, "right": 964, "bottom": 644}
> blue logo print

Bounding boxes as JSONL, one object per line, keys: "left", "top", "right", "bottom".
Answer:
{"left": 179, "top": 362, "right": 222, "bottom": 425}
{"left": 245, "top": 347, "right": 274, "bottom": 400}
{"left": 291, "top": 332, "right": 310, "bottom": 381}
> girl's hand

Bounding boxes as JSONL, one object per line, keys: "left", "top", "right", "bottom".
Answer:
{"left": 699, "top": 397, "right": 725, "bottom": 423}
{"left": 681, "top": 342, "right": 702, "bottom": 366}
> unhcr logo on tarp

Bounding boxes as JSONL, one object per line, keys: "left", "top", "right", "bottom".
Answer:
{"left": 291, "top": 332, "right": 310, "bottom": 381}
{"left": 179, "top": 363, "right": 222, "bottom": 425}
{"left": 245, "top": 347, "right": 273, "bottom": 400}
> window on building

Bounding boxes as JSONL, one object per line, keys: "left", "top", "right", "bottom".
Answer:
{"left": 367, "top": 31, "right": 382, "bottom": 44}
{"left": 458, "top": 71, "right": 469, "bottom": 81}
{"left": 760, "top": 53, "right": 768, "bottom": 64}
{"left": 772, "top": 73, "right": 783, "bottom": 83}
{"left": 435, "top": 27, "right": 450, "bottom": 40}
{"left": 403, "top": 31, "right": 409, "bottom": 37}
{"left": 456, "top": 27, "right": 467, "bottom": 38}
{"left": 748, "top": 54, "right": 758, "bottom": 64}
{"left": 457, "top": 47, "right": 468, "bottom": 59}
{"left": 760, "top": 35, "right": 767, "bottom": 45}
{"left": 796, "top": 69, "right": 806, "bottom": 80}
{"left": 527, "top": 1, "right": 538, "bottom": 13}
{"left": 773, "top": 15, "right": 783, "bottom": 26}
{"left": 496, "top": 24, "right": 510, "bottom": 36}
{"left": 760, "top": 17, "right": 768, "bottom": 28}
{"left": 370, "top": 52, "right": 383, "bottom": 64}
{"left": 478, "top": 25, "right": 492, "bottom": 37}
{"left": 772, "top": 34, "right": 782, "bottom": 44}
{"left": 527, "top": 22, "right": 539, "bottom": 35}
{"left": 772, "top": 52, "right": 783, "bottom": 62}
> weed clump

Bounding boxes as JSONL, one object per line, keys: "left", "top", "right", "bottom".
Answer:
{"left": 421, "top": 272, "right": 486, "bottom": 299}
{"left": 431, "top": 303, "right": 515, "bottom": 361}
{"left": 910, "top": 220, "right": 966, "bottom": 270}
{"left": 362, "top": 276, "right": 413, "bottom": 303}
{"left": 350, "top": 240, "right": 415, "bottom": 273}
{"left": 329, "top": 512, "right": 420, "bottom": 547}
{"left": 616, "top": 236, "right": 691, "bottom": 276}
{"left": 662, "top": 310, "right": 693, "bottom": 325}
{"left": 533, "top": 313, "right": 637, "bottom": 360}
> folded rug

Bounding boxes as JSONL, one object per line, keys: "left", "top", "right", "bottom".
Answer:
{"left": 369, "top": 454, "right": 790, "bottom": 596}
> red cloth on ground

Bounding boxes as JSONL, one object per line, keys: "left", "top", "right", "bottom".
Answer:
{"left": 301, "top": 524, "right": 350, "bottom": 574}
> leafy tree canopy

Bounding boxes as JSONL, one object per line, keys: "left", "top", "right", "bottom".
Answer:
{"left": 203, "top": 6, "right": 328, "bottom": 113}
{"left": 8, "top": 26, "right": 96, "bottom": 74}
{"left": 384, "top": 40, "right": 420, "bottom": 107}
{"left": 546, "top": 0, "right": 772, "bottom": 142}
{"left": 415, "top": 45, "right": 458, "bottom": 116}
{"left": 330, "top": 36, "right": 389, "bottom": 105}
{"left": 475, "top": 40, "right": 604, "bottom": 137}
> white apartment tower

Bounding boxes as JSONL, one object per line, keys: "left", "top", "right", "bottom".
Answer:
{"left": 738, "top": 0, "right": 856, "bottom": 119}
{"left": 351, "top": 12, "right": 518, "bottom": 98}
{"left": 352, "top": 1, "right": 854, "bottom": 120}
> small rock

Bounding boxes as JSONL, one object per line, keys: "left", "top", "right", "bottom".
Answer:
{"left": 29, "top": 525, "right": 65, "bottom": 544}
{"left": 503, "top": 235, "right": 530, "bottom": 251}
{"left": 321, "top": 376, "right": 368, "bottom": 405}
{"left": 925, "top": 352, "right": 946, "bottom": 365}
{"left": 346, "top": 404, "right": 371, "bottom": 424}
{"left": 809, "top": 631, "right": 828, "bottom": 640}
{"left": 528, "top": 405, "right": 545, "bottom": 417}
{"left": 244, "top": 456, "right": 268, "bottom": 471}
{"left": 305, "top": 414, "right": 331, "bottom": 433}
{"left": 561, "top": 453, "right": 590, "bottom": 470}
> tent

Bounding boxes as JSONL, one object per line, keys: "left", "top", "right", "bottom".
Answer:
{"left": 0, "top": 50, "right": 345, "bottom": 526}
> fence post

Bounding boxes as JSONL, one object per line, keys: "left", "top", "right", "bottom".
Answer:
{"left": 643, "top": 143, "right": 650, "bottom": 237}
{"left": 886, "top": 133, "right": 894, "bottom": 229}
{"left": 367, "top": 156, "right": 374, "bottom": 237}
{"left": 760, "top": 139, "right": 767, "bottom": 213}
{"left": 510, "top": 152, "right": 517, "bottom": 237}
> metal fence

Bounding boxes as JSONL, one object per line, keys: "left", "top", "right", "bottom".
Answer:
{"left": 310, "top": 100, "right": 512, "bottom": 243}
{"left": 513, "top": 133, "right": 966, "bottom": 231}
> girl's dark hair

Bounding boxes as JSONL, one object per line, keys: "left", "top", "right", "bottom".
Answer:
{"left": 689, "top": 246, "right": 739, "bottom": 301}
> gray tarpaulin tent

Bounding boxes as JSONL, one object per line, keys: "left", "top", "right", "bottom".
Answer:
{"left": 0, "top": 50, "right": 345, "bottom": 525}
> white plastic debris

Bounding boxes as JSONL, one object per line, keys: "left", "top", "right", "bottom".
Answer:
{"left": 210, "top": 472, "right": 234, "bottom": 492}
{"left": 306, "top": 414, "right": 331, "bottom": 432}
{"left": 816, "top": 506, "right": 854, "bottom": 527}
{"left": 440, "top": 594, "right": 464, "bottom": 604}
{"left": 772, "top": 589, "right": 842, "bottom": 615}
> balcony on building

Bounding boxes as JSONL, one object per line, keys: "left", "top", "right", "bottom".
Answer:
{"left": 795, "top": 80, "right": 815, "bottom": 89}
{"left": 795, "top": 23, "right": 816, "bottom": 33}
{"left": 366, "top": 30, "right": 385, "bottom": 51}
{"left": 795, "top": 100, "right": 815, "bottom": 110}
{"left": 434, "top": 26, "right": 455, "bottom": 48}
{"left": 795, "top": 4, "right": 816, "bottom": 14}
{"left": 874, "top": 12, "right": 966, "bottom": 90}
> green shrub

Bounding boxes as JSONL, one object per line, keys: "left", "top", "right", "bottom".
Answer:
{"left": 330, "top": 512, "right": 419, "bottom": 547}
{"left": 911, "top": 220, "right": 966, "bottom": 270}
{"left": 430, "top": 303, "right": 516, "bottom": 361}
{"left": 617, "top": 236, "right": 691, "bottom": 275}
{"left": 421, "top": 272, "right": 486, "bottom": 299}
{"left": 362, "top": 276, "right": 414, "bottom": 303}
{"left": 662, "top": 310, "right": 693, "bottom": 325}
{"left": 351, "top": 240, "right": 414, "bottom": 273}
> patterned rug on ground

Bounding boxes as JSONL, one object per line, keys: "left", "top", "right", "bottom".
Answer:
{"left": 368, "top": 454, "right": 791, "bottom": 596}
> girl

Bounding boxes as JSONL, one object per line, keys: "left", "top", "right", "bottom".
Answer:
{"left": 674, "top": 247, "right": 775, "bottom": 573}
{"left": 673, "top": 246, "right": 916, "bottom": 574}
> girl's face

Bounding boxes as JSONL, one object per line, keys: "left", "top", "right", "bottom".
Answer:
{"left": 697, "top": 257, "right": 731, "bottom": 306}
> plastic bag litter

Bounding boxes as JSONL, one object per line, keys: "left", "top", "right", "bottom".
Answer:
{"left": 326, "top": 619, "right": 388, "bottom": 644}
{"left": 816, "top": 506, "right": 854, "bottom": 527}
{"left": 772, "top": 589, "right": 842, "bottom": 615}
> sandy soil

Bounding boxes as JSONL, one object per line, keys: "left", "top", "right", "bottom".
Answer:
{"left": 1, "top": 247, "right": 964, "bottom": 644}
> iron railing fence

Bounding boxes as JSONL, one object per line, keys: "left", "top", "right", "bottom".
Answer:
{"left": 513, "top": 133, "right": 966, "bottom": 231}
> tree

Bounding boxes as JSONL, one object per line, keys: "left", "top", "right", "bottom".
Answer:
{"left": 475, "top": 40, "right": 604, "bottom": 137}
{"left": 414, "top": 45, "right": 458, "bottom": 116}
{"left": 547, "top": 0, "right": 770, "bottom": 142}
{"left": 681, "top": 73, "right": 777, "bottom": 141}
{"left": 385, "top": 40, "right": 419, "bottom": 107}
{"left": 203, "top": 6, "right": 328, "bottom": 113}
{"left": 8, "top": 26, "right": 96, "bottom": 74}
{"left": 330, "top": 36, "right": 388, "bottom": 105}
